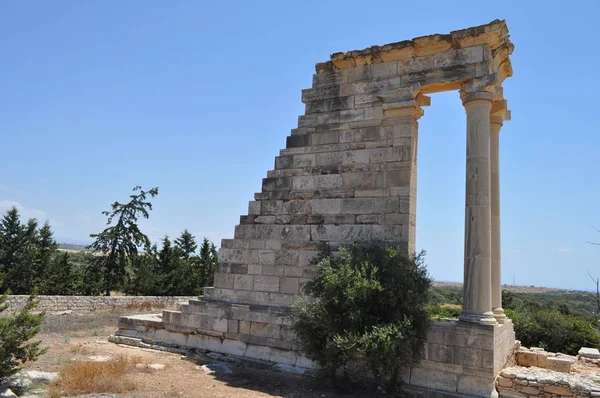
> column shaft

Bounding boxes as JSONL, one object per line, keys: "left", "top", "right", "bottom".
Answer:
{"left": 491, "top": 116, "right": 506, "bottom": 323}
{"left": 459, "top": 91, "right": 496, "bottom": 325}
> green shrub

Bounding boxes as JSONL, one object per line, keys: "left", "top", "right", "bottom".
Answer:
{"left": 426, "top": 305, "right": 462, "bottom": 320}
{"left": 292, "top": 243, "right": 431, "bottom": 392}
{"left": 506, "top": 308, "right": 600, "bottom": 355}
{"left": 0, "top": 294, "right": 47, "bottom": 377}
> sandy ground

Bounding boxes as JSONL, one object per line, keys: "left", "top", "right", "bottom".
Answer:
{"left": 25, "top": 310, "right": 371, "bottom": 398}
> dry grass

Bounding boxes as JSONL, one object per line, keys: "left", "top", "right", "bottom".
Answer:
{"left": 48, "top": 354, "right": 137, "bottom": 398}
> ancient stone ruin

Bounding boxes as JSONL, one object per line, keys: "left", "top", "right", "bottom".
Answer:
{"left": 113, "top": 20, "right": 517, "bottom": 397}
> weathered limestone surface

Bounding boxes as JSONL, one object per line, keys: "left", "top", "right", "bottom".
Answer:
{"left": 114, "top": 20, "right": 516, "bottom": 397}
{"left": 496, "top": 366, "right": 600, "bottom": 398}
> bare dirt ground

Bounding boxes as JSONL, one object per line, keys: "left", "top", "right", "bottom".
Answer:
{"left": 26, "top": 310, "right": 371, "bottom": 398}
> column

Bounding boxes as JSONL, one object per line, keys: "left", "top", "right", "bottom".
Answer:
{"left": 459, "top": 89, "right": 496, "bottom": 325}
{"left": 491, "top": 99, "right": 510, "bottom": 324}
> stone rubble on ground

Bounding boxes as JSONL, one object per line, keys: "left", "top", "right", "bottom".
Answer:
{"left": 135, "top": 363, "right": 165, "bottom": 370}
{"left": 21, "top": 370, "right": 59, "bottom": 383}
{"left": 516, "top": 346, "right": 577, "bottom": 373}
{"left": 497, "top": 366, "right": 600, "bottom": 398}
{"left": 199, "top": 363, "right": 232, "bottom": 374}
{"left": 87, "top": 355, "right": 113, "bottom": 362}
{"left": 0, "top": 389, "right": 17, "bottom": 398}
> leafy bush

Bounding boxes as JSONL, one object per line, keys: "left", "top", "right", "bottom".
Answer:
{"left": 426, "top": 305, "right": 462, "bottom": 320}
{"left": 0, "top": 294, "right": 47, "bottom": 378}
{"left": 292, "top": 243, "right": 431, "bottom": 392}
{"left": 505, "top": 308, "right": 600, "bottom": 355}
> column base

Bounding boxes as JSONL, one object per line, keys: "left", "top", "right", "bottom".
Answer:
{"left": 493, "top": 307, "right": 507, "bottom": 324}
{"left": 459, "top": 309, "right": 497, "bottom": 325}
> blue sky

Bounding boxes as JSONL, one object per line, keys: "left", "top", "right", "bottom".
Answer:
{"left": 1, "top": 1, "right": 598, "bottom": 290}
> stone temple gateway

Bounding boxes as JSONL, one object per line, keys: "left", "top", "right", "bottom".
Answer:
{"left": 114, "top": 20, "right": 517, "bottom": 397}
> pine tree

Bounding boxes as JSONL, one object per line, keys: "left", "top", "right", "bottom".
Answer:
{"left": 0, "top": 208, "right": 34, "bottom": 294}
{"left": 0, "top": 294, "right": 47, "bottom": 377}
{"left": 34, "top": 222, "right": 58, "bottom": 290}
{"left": 175, "top": 229, "right": 197, "bottom": 259}
{"left": 43, "top": 252, "right": 74, "bottom": 295}
{"left": 199, "top": 238, "right": 219, "bottom": 289}
{"left": 89, "top": 186, "right": 158, "bottom": 296}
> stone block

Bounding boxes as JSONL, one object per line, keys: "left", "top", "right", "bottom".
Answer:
{"left": 457, "top": 375, "right": 495, "bottom": 397}
{"left": 543, "top": 385, "right": 573, "bottom": 395}
{"left": 455, "top": 347, "right": 483, "bottom": 368}
{"left": 152, "top": 329, "right": 188, "bottom": 347}
{"left": 546, "top": 357, "right": 573, "bottom": 373}
{"left": 429, "top": 343, "right": 454, "bottom": 363}
{"left": 213, "top": 274, "right": 234, "bottom": 289}
{"left": 515, "top": 350, "right": 538, "bottom": 367}
{"left": 239, "top": 321, "right": 251, "bottom": 335}
{"left": 221, "top": 339, "right": 248, "bottom": 356}
{"left": 227, "top": 320, "right": 239, "bottom": 333}
{"left": 280, "top": 225, "right": 311, "bottom": 241}
{"left": 535, "top": 351, "right": 548, "bottom": 368}
{"left": 270, "top": 348, "right": 297, "bottom": 365}
{"left": 314, "top": 174, "right": 343, "bottom": 190}
{"left": 187, "top": 334, "right": 222, "bottom": 352}
{"left": 293, "top": 176, "right": 315, "bottom": 190}
{"left": 284, "top": 266, "right": 303, "bottom": 278}
{"left": 233, "top": 274, "right": 254, "bottom": 291}
{"left": 250, "top": 322, "right": 281, "bottom": 339}
{"left": 496, "top": 376, "right": 514, "bottom": 388}
{"left": 516, "top": 384, "right": 540, "bottom": 395}
{"left": 579, "top": 347, "right": 600, "bottom": 359}
{"left": 410, "top": 367, "right": 457, "bottom": 393}
{"left": 254, "top": 276, "right": 280, "bottom": 292}
{"left": 247, "top": 264, "right": 262, "bottom": 275}
{"left": 311, "top": 199, "right": 341, "bottom": 215}
{"left": 213, "top": 318, "right": 228, "bottom": 333}
{"left": 280, "top": 278, "right": 299, "bottom": 294}
{"left": 245, "top": 345, "right": 273, "bottom": 361}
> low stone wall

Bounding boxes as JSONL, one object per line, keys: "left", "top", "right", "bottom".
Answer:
{"left": 496, "top": 366, "right": 600, "bottom": 398}
{"left": 5, "top": 295, "right": 195, "bottom": 313}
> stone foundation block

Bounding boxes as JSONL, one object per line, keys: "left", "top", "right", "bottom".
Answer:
{"left": 187, "top": 334, "right": 222, "bottom": 352}
{"left": 221, "top": 339, "right": 248, "bottom": 356}
{"left": 410, "top": 368, "right": 457, "bottom": 393}
{"left": 515, "top": 350, "right": 537, "bottom": 367}
{"left": 546, "top": 357, "right": 573, "bottom": 373}
{"left": 457, "top": 375, "right": 495, "bottom": 397}
{"left": 152, "top": 329, "right": 188, "bottom": 347}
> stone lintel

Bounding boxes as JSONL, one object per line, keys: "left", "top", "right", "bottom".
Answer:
{"left": 322, "top": 20, "right": 513, "bottom": 82}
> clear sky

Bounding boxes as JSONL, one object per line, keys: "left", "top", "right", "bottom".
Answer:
{"left": 1, "top": 1, "right": 598, "bottom": 290}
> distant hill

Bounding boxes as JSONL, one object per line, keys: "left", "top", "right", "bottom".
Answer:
{"left": 58, "top": 243, "right": 90, "bottom": 252}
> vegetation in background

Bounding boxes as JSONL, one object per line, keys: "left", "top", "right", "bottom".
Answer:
{"left": 427, "top": 285, "right": 600, "bottom": 355}
{"left": 126, "top": 233, "right": 218, "bottom": 296}
{"left": 293, "top": 243, "right": 431, "bottom": 393}
{"left": 89, "top": 186, "right": 159, "bottom": 296}
{"left": 0, "top": 294, "right": 47, "bottom": 378}
{"left": 0, "top": 186, "right": 219, "bottom": 296}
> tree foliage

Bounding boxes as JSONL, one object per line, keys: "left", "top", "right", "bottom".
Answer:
{"left": 126, "top": 232, "right": 219, "bottom": 296}
{"left": 89, "top": 186, "right": 159, "bottom": 295}
{"left": 292, "top": 243, "right": 431, "bottom": 392}
{"left": 0, "top": 294, "right": 47, "bottom": 377}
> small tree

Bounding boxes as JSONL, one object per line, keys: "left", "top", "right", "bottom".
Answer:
{"left": 199, "top": 238, "right": 219, "bottom": 289}
{"left": 89, "top": 186, "right": 158, "bottom": 296}
{"left": 42, "top": 252, "right": 75, "bottom": 295}
{"left": 292, "top": 243, "right": 431, "bottom": 392}
{"left": 0, "top": 294, "right": 47, "bottom": 377}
